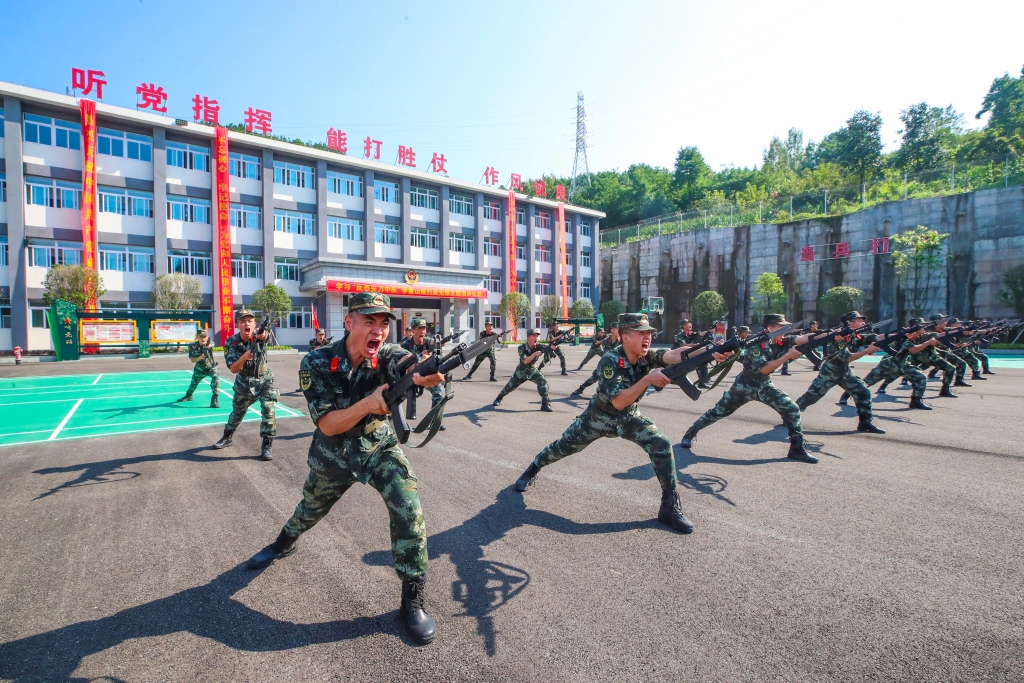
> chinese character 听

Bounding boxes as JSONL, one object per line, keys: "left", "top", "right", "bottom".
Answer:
{"left": 136, "top": 83, "right": 167, "bottom": 112}
{"left": 555, "top": 184, "right": 566, "bottom": 201}
{"left": 244, "top": 108, "right": 273, "bottom": 135}
{"left": 800, "top": 246, "right": 815, "bottom": 262}
{"left": 327, "top": 128, "right": 348, "bottom": 153}
{"left": 72, "top": 68, "right": 107, "bottom": 98}
{"left": 871, "top": 237, "right": 890, "bottom": 255}
{"left": 509, "top": 174, "right": 523, "bottom": 191}
{"left": 483, "top": 166, "right": 499, "bottom": 185}
{"left": 363, "top": 137, "right": 383, "bottom": 160}
{"left": 192, "top": 95, "right": 220, "bottom": 124}
{"left": 834, "top": 241, "right": 851, "bottom": 259}
{"left": 397, "top": 145, "right": 416, "bottom": 167}
{"left": 430, "top": 152, "right": 448, "bottom": 174}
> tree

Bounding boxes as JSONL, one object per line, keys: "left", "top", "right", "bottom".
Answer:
{"left": 672, "top": 146, "right": 711, "bottom": 210}
{"left": 818, "top": 286, "right": 863, "bottom": 324}
{"left": 569, "top": 298, "right": 595, "bottom": 319}
{"left": 892, "top": 226, "right": 949, "bottom": 318}
{"left": 692, "top": 290, "right": 728, "bottom": 329}
{"left": 600, "top": 300, "right": 625, "bottom": 330}
{"left": 977, "top": 66, "right": 1024, "bottom": 156}
{"left": 819, "top": 110, "right": 883, "bottom": 199}
{"left": 893, "top": 102, "right": 963, "bottom": 177}
{"left": 751, "top": 272, "right": 786, "bottom": 318}
{"left": 537, "top": 295, "right": 562, "bottom": 328}
{"left": 252, "top": 283, "right": 292, "bottom": 344}
{"left": 42, "top": 265, "right": 106, "bottom": 310}
{"left": 998, "top": 264, "right": 1024, "bottom": 318}
{"left": 499, "top": 292, "right": 531, "bottom": 340}
{"left": 152, "top": 273, "right": 201, "bottom": 311}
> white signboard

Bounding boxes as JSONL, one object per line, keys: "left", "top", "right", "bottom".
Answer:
{"left": 80, "top": 320, "right": 137, "bottom": 344}
{"left": 152, "top": 320, "right": 200, "bottom": 343}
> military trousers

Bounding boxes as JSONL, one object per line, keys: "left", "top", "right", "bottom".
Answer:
{"left": 225, "top": 377, "right": 278, "bottom": 437}
{"left": 914, "top": 355, "right": 956, "bottom": 386}
{"left": 533, "top": 405, "right": 677, "bottom": 491}
{"left": 954, "top": 348, "right": 981, "bottom": 374}
{"left": 578, "top": 367, "right": 600, "bottom": 391}
{"left": 577, "top": 347, "right": 603, "bottom": 370}
{"left": 283, "top": 443, "right": 427, "bottom": 581}
{"left": 465, "top": 348, "right": 496, "bottom": 379}
{"left": 862, "top": 358, "right": 928, "bottom": 397}
{"left": 977, "top": 351, "right": 991, "bottom": 372}
{"left": 691, "top": 373, "right": 802, "bottom": 439}
{"left": 546, "top": 347, "right": 567, "bottom": 373}
{"left": 496, "top": 367, "right": 549, "bottom": 400}
{"left": 797, "top": 360, "right": 872, "bottom": 419}
{"left": 185, "top": 366, "right": 220, "bottom": 397}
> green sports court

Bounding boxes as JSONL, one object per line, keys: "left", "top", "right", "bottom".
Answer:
{"left": 0, "top": 370, "right": 305, "bottom": 447}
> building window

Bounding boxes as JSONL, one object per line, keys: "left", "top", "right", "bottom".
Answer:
{"left": 0, "top": 107, "right": 4, "bottom": 139}
{"left": 166, "top": 141, "right": 210, "bottom": 171}
{"left": 98, "top": 245, "right": 152, "bottom": 273}
{"left": 98, "top": 128, "right": 153, "bottom": 161}
{"left": 410, "top": 227, "right": 439, "bottom": 249}
{"left": 168, "top": 249, "right": 212, "bottom": 276}
{"left": 26, "top": 177, "right": 82, "bottom": 210}
{"left": 29, "top": 241, "right": 83, "bottom": 268}
{"left": 484, "top": 201, "right": 500, "bottom": 220}
{"left": 449, "top": 193, "right": 473, "bottom": 216}
{"left": 581, "top": 252, "right": 592, "bottom": 268}
{"left": 100, "top": 247, "right": 128, "bottom": 272}
{"left": 328, "top": 217, "right": 363, "bottom": 240}
{"left": 0, "top": 297, "right": 10, "bottom": 329}
{"left": 483, "top": 237, "right": 501, "bottom": 257}
{"left": 328, "top": 170, "right": 362, "bottom": 196}
{"left": 0, "top": 237, "right": 8, "bottom": 267}
{"left": 516, "top": 208, "right": 525, "bottom": 226}
{"left": 274, "top": 161, "right": 314, "bottom": 188}
{"left": 31, "top": 308, "right": 50, "bottom": 328}
{"left": 580, "top": 284, "right": 591, "bottom": 300}
{"left": 232, "top": 253, "right": 263, "bottom": 279}
{"left": 516, "top": 244, "right": 526, "bottom": 260}
{"left": 516, "top": 280, "right": 526, "bottom": 294}
{"left": 580, "top": 220, "right": 591, "bottom": 237}
{"left": 282, "top": 308, "right": 312, "bottom": 329}
{"left": 274, "top": 209, "right": 316, "bottom": 235}
{"left": 275, "top": 256, "right": 299, "bottom": 281}
{"left": 485, "top": 276, "right": 501, "bottom": 293}
{"left": 485, "top": 312, "right": 503, "bottom": 327}
{"left": 373, "top": 180, "right": 399, "bottom": 203}
{"left": 534, "top": 212, "right": 551, "bottom": 230}
{"left": 229, "top": 152, "right": 261, "bottom": 179}
{"left": 230, "top": 203, "right": 261, "bottom": 230}
{"left": 99, "top": 187, "right": 154, "bottom": 217}
{"left": 449, "top": 234, "right": 474, "bottom": 253}
{"left": 23, "top": 113, "right": 81, "bottom": 150}
{"left": 535, "top": 245, "right": 551, "bottom": 263}
{"left": 374, "top": 223, "right": 399, "bottom": 244}
{"left": 410, "top": 186, "right": 438, "bottom": 209}
{"left": 0, "top": 171, "right": 5, "bottom": 203}
{"left": 167, "top": 197, "right": 211, "bottom": 223}
{"left": 535, "top": 280, "right": 552, "bottom": 295}
{"left": 564, "top": 252, "right": 574, "bottom": 266}
{"left": 130, "top": 249, "right": 155, "bottom": 273}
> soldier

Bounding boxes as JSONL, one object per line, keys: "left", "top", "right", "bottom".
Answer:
{"left": 212, "top": 309, "right": 278, "bottom": 460}
{"left": 680, "top": 314, "right": 816, "bottom": 463}
{"left": 541, "top": 323, "right": 569, "bottom": 375}
{"left": 794, "top": 311, "right": 886, "bottom": 434}
{"left": 674, "top": 319, "right": 711, "bottom": 388}
{"left": 177, "top": 329, "right": 220, "bottom": 408}
{"left": 308, "top": 328, "right": 330, "bottom": 353}
{"left": 570, "top": 326, "right": 623, "bottom": 397}
{"left": 576, "top": 328, "right": 608, "bottom": 370}
{"left": 736, "top": 325, "right": 751, "bottom": 341}
{"left": 912, "top": 315, "right": 960, "bottom": 398}
{"left": 245, "top": 292, "right": 445, "bottom": 645}
{"left": 948, "top": 319, "right": 987, "bottom": 381}
{"left": 924, "top": 316, "right": 971, "bottom": 387}
{"left": 513, "top": 313, "right": 732, "bottom": 534}
{"left": 492, "top": 328, "right": 557, "bottom": 412}
{"left": 838, "top": 319, "right": 933, "bottom": 409}
{"left": 462, "top": 321, "right": 499, "bottom": 381}
{"left": 401, "top": 318, "right": 448, "bottom": 431}
{"left": 781, "top": 320, "right": 821, "bottom": 374}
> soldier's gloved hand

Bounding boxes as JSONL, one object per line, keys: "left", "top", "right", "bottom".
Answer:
{"left": 646, "top": 368, "right": 672, "bottom": 389}
{"left": 363, "top": 384, "right": 392, "bottom": 415}
{"left": 413, "top": 372, "right": 445, "bottom": 388}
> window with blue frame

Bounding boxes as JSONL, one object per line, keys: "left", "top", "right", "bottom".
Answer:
{"left": 167, "top": 141, "right": 209, "bottom": 171}
{"left": 98, "top": 128, "right": 153, "bottom": 162}
{"left": 23, "top": 114, "right": 81, "bottom": 150}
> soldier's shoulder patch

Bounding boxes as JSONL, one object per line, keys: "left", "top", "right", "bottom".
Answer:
{"left": 602, "top": 364, "right": 615, "bottom": 379}
{"left": 299, "top": 369, "right": 312, "bottom": 391}
{"left": 751, "top": 348, "right": 760, "bottom": 357}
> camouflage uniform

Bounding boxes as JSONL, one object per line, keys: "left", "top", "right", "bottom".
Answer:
{"left": 858, "top": 338, "right": 928, "bottom": 396}
{"left": 796, "top": 331, "right": 876, "bottom": 419}
{"left": 463, "top": 329, "right": 498, "bottom": 380}
{"left": 223, "top": 332, "right": 278, "bottom": 437}
{"left": 675, "top": 330, "right": 710, "bottom": 385}
{"left": 400, "top": 336, "right": 446, "bottom": 408}
{"left": 184, "top": 339, "right": 220, "bottom": 398}
{"left": 953, "top": 345, "right": 982, "bottom": 375}
{"left": 577, "top": 334, "right": 607, "bottom": 370}
{"left": 909, "top": 331, "right": 956, "bottom": 387}
{"left": 540, "top": 329, "right": 568, "bottom": 373}
{"left": 308, "top": 335, "right": 330, "bottom": 353}
{"left": 495, "top": 340, "right": 551, "bottom": 401}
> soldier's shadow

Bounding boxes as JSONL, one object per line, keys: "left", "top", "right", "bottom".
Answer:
{"left": 0, "top": 562, "right": 393, "bottom": 682}
{"left": 438, "top": 406, "right": 490, "bottom": 429}
{"left": 611, "top": 447, "right": 737, "bottom": 506}
{"left": 362, "top": 486, "right": 654, "bottom": 657}
{"left": 91, "top": 401, "right": 183, "bottom": 418}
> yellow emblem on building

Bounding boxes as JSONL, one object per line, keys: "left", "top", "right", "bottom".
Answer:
{"left": 405, "top": 270, "right": 419, "bottom": 285}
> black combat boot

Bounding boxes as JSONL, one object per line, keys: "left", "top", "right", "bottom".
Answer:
{"left": 680, "top": 427, "right": 698, "bottom": 449}
{"left": 857, "top": 416, "right": 886, "bottom": 434}
{"left": 970, "top": 371, "right": 987, "bottom": 381}
{"left": 260, "top": 436, "right": 274, "bottom": 461}
{"left": 928, "top": 368, "right": 939, "bottom": 379}
{"left": 570, "top": 387, "right": 583, "bottom": 396}
{"left": 540, "top": 397, "right": 553, "bottom": 412}
{"left": 210, "top": 394, "right": 220, "bottom": 408}
{"left": 463, "top": 372, "right": 474, "bottom": 381}
{"left": 779, "top": 369, "right": 791, "bottom": 376}
{"left": 246, "top": 529, "right": 298, "bottom": 569}
{"left": 877, "top": 381, "right": 889, "bottom": 395}
{"left": 901, "top": 378, "right": 909, "bottom": 386}
{"left": 837, "top": 392, "right": 849, "bottom": 406}
{"left": 177, "top": 394, "right": 194, "bottom": 402}
{"left": 657, "top": 489, "right": 694, "bottom": 534}
{"left": 909, "top": 395, "right": 932, "bottom": 410}
{"left": 489, "top": 374, "right": 497, "bottom": 382}
{"left": 515, "top": 462, "right": 540, "bottom": 492}
{"left": 939, "top": 384, "right": 958, "bottom": 398}
{"left": 786, "top": 435, "right": 818, "bottom": 463}
{"left": 561, "top": 369, "right": 568, "bottom": 376}
{"left": 983, "top": 367, "right": 995, "bottom": 375}
{"left": 954, "top": 376, "right": 972, "bottom": 387}
{"left": 401, "top": 576, "right": 436, "bottom": 645}
{"left": 213, "top": 427, "right": 234, "bottom": 449}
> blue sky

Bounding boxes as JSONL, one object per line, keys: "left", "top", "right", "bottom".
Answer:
{"left": 2, "top": 0, "right": 1024, "bottom": 185}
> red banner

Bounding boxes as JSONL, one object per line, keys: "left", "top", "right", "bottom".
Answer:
{"left": 557, "top": 201, "right": 568, "bottom": 319}
{"left": 311, "top": 305, "right": 320, "bottom": 332}
{"left": 214, "top": 127, "right": 233, "bottom": 344}
{"left": 79, "top": 99, "right": 98, "bottom": 311}
{"left": 327, "top": 279, "right": 487, "bottom": 300}
{"left": 507, "top": 190, "right": 518, "bottom": 338}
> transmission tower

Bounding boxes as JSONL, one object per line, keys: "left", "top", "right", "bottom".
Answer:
{"left": 569, "top": 91, "right": 591, "bottom": 201}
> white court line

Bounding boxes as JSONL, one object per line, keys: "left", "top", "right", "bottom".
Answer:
{"left": 8, "top": 420, "right": 251, "bottom": 447}
{"left": 216, "top": 388, "right": 304, "bottom": 418}
{"left": 48, "top": 399, "right": 84, "bottom": 441}
{"left": 92, "top": 374, "right": 103, "bottom": 385}
{"left": 0, "top": 391, "right": 187, "bottom": 407}
{"left": 0, "top": 378, "right": 188, "bottom": 394}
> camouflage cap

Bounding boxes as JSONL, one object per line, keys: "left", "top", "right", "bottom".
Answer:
{"left": 809, "top": 320, "right": 818, "bottom": 326}
{"left": 197, "top": 329, "right": 209, "bottom": 337}
{"left": 236, "top": 308, "right": 256, "bottom": 321}
{"left": 908, "top": 317, "right": 924, "bottom": 325}
{"left": 680, "top": 319, "right": 691, "bottom": 326}
{"left": 409, "top": 317, "right": 427, "bottom": 328}
{"left": 763, "top": 313, "right": 789, "bottom": 326}
{"left": 930, "top": 313, "right": 947, "bottom": 322}
{"left": 527, "top": 328, "right": 541, "bottom": 336}
{"left": 348, "top": 291, "right": 396, "bottom": 319}
{"left": 948, "top": 317, "right": 962, "bottom": 325}
{"left": 841, "top": 310, "right": 867, "bottom": 324}
{"left": 738, "top": 325, "right": 750, "bottom": 333}
{"left": 618, "top": 313, "right": 658, "bottom": 332}
{"left": 316, "top": 328, "right": 325, "bottom": 334}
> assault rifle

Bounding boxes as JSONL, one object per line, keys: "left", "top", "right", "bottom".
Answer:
{"left": 659, "top": 321, "right": 805, "bottom": 401}
{"left": 404, "top": 330, "right": 466, "bottom": 420}
{"left": 793, "top": 318, "right": 893, "bottom": 358}
{"left": 242, "top": 316, "right": 272, "bottom": 376}
{"left": 873, "top": 317, "right": 946, "bottom": 357}
{"left": 932, "top": 320, "right": 989, "bottom": 349}
{"left": 385, "top": 331, "right": 507, "bottom": 444}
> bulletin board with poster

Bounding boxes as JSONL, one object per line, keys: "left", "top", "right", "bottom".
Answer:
{"left": 79, "top": 319, "right": 138, "bottom": 344}
{"left": 151, "top": 320, "right": 201, "bottom": 343}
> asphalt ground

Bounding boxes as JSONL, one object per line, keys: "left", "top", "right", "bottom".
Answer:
{"left": 0, "top": 346, "right": 1021, "bottom": 682}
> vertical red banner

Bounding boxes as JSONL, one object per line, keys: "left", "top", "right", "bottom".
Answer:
{"left": 557, "top": 202, "right": 568, "bottom": 319}
{"left": 79, "top": 99, "right": 98, "bottom": 310}
{"left": 214, "top": 127, "right": 234, "bottom": 344}
{"left": 507, "top": 190, "right": 518, "bottom": 339}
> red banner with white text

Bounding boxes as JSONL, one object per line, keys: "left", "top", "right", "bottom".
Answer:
{"left": 557, "top": 201, "right": 568, "bottom": 319}
{"left": 79, "top": 99, "right": 98, "bottom": 311}
{"left": 507, "top": 190, "right": 518, "bottom": 339}
{"left": 214, "top": 127, "right": 233, "bottom": 344}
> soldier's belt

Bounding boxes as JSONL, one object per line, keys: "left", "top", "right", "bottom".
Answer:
{"left": 739, "top": 369, "right": 770, "bottom": 383}
{"left": 343, "top": 417, "right": 387, "bottom": 439}
{"left": 237, "top": 365, "right": 267, "bottom": 378}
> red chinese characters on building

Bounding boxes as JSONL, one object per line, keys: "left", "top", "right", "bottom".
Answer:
{"left": 800, "top": 246, "right": 815, "bottom": 262}
{"left": 834, "top": 241, "right": 851, "bottom": 259}
{"left": 483, "top": 166, "right": 499, "bottom": 185}
{"left": 871, "top": 237, "right": 890, "bottom": 255}
{"left": 397, "top": 145, "right": 416, "bottom": 167}
{"left": 72, "top": 68, "right": 107, "bottom": 99}
{"left": 533, "top": 179, "right": 546, "bottom": 197}
{"left": 509, "top": 173, "right": 523, "bottom": 192}
{"left": 136, "top": 83, "right": 167, "bottom": 112}
{"left": 430, "top": 152, "right": 448, "bottom": 174}
{"left": 191, "top": 95, "right": 220, "bottom": 124}
{"left": 555, "top": 184, "right": 566, "bottom": 201}
{"left": 244, "top": 108, "right": 272, "bottom": 135}
{"left": 327, "top": 128, "right": 348, "bottom": 153}
{"left": 363, "top": 137, "right": 383, "bottom": 160}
